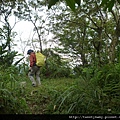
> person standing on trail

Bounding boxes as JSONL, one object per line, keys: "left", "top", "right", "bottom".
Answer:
{"left": 27, "top": 49, "right": 41, "bottom": 87}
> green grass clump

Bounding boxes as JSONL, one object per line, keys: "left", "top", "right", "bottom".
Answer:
{"left": 0, "top": 65, "right": 120, "bottom": 114}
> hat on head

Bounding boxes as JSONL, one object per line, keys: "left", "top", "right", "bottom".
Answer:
{"left": 27, "top": 49, "right": 33, "bottom": 55}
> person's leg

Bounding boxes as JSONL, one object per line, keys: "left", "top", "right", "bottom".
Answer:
{"left": 36, "top": 67, "right": 41, "bottom": 86}
{"left": 28, "top": 66, "right": 36, "bottom": 86}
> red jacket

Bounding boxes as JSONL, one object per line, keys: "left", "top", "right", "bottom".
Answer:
{"left": 29, "top": 52, "right": 36, "bottom": 67}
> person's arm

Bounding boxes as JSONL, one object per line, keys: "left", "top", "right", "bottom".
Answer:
{"left": 30, "top": 54, "right": 34, "bottom": 67}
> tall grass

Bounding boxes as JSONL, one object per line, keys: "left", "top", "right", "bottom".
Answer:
{"left": 46, "top": 64, "right": 120, "bottom": 114}
{"left": 0, "top": 66, "right": 30, "bottom": 114}
{"left": 0, "top": 63, "right": 119, "bottom": 114}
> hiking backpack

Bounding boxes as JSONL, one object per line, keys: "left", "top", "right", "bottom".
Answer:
{"left": 35, "top": 52, "right": 46, "bottom": 67}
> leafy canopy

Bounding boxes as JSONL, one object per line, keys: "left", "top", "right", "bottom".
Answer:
{"left": 47, "top": 0, "right": 120, "bottom": 11}
{"left": 1, "top": 0, "right": 119, "bottom": 12}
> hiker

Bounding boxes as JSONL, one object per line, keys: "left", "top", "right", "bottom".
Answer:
{"left": 27, "top": 49, "right": 41, "bottom": 87}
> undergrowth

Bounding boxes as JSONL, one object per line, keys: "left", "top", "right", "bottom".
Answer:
{"left": 0, "top": 64, "right": 120, "bottom": 114}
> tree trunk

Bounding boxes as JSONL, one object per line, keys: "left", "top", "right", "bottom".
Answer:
{"left": 109, "top": 37, "right": 118, "bottom": 63}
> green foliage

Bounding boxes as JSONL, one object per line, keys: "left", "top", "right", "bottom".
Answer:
{"left": 100, "top": 0, "right": 116, "bottom": 11}
{"left": 45, "top": 64, "right": 120, "bottom": 114}
{"left": 0, "top": 24, "right": 17, "bottom": 67}
{"left": 1, "top": 0, "right": 118, "bottom": 12}
{"left": 0, "top": 45, "right": 23, "bottom": 67}
{"left": 0, "top": 63, "right": 120, "bottom": 114}
{"left": 48, "top": 0, "right": 76, "bottom": 11}
{"left": 65, "top": 0, "right": 75, "bottom": 12}
{"left": 47, "top": 0, "right": 80, "bottom": 11}
{"left": 48, "top": 0, "right": 59, "bottom": 9}
{"left": 0, "top": 1, "right": 24, "bottom": 68}
{"left": 0, "top": 50, "right": 17, "bottom": 67}
{"left": 41, "top": 59, "right": 72, "bottom": 78}
{"left": 47, "top": 0, "right": 119, "bottom": 12}
{"left": 81, "top": 64, "right": 120, "bottom": 113}
{"left": 41, "top": 49, "right": 72, "bottom": 78}
{"left": 0, "top": 66, "right": 30, "bottom": 114}
{"left": 17, "top": 63, "right": 29, "bottom": 76}
{"left": 0, "top": 0, "right": 120, "bottom": 114}
{"left": 0, "top": 30, "right": 23, "bottom": 67}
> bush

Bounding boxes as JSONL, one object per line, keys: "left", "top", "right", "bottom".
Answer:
{"left": 0, "top": 65, "right": 30, "bottom": 114}
{"left": 40, "top": 58, "right": 72, "bottom": 78}
{"left": 46, "top": 64, "right": 120, "bottom": 114}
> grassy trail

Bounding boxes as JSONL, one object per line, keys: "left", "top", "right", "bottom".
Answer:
{"left": 24, "top": 78, "right": 76, "bottom": 114}
{"left": 2, "top": 75, "right": 119, "bottom": 114}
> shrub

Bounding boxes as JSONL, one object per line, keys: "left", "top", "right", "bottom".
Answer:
{"left": 0, "top": 65, "right": 30, "bottom": 114}
{"left": 46, "top": 64, "right": 120, "bottom": 114}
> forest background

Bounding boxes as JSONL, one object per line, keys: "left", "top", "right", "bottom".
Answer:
{"left": 0, "top": 0, "right": 120, "bottom": 115}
